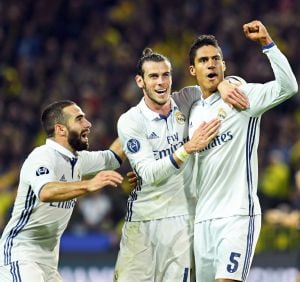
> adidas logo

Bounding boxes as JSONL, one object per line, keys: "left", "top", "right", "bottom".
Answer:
{"left": 60, "top": 175, "right": 67, "bottom": 182}
{"left": 148, "top": 132, "right": 159, "bottom": 139}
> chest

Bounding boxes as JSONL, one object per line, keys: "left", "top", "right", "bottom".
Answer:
{"left": 146, "top": 110, "right": 189, "bottom": 149}
{"left": 54, "top": 158, "right": 82, "bottom": 182}
{"left": 189, "top": 100, "right": 242, "bottom": 136}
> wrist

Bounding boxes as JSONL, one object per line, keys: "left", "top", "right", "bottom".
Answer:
{"left": 262, "top": 41, "right": 275, "bottom": 51}
{"left": 174, "top": 146, "right": 190, "bottom": 162}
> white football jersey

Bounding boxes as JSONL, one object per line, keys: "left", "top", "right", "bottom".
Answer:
{"left": 118, "top": 86, "right": 201, "bottom": 221}
{"left": 0, "top": 139, "right": 120, "bottom": 268}
{"left": 189, "top": 45, "right": 298, "bottom": 223}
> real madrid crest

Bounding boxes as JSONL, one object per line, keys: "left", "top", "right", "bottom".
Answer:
{"left": 217, "top": 108, "right": 227, "bottom": 120}
{"left": 175, "top": 111, "right": 186, "bottom": 124}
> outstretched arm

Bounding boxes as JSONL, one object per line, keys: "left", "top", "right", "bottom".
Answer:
{"left": 110, "top": 137, "right": 127, "bottom": 162}
{"left": 39, "top": 170, "right": 123, "bottom": 202}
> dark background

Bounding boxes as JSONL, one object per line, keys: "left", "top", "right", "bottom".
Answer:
{"left": 0, "top": 1, "right": 299, "bottom": 281}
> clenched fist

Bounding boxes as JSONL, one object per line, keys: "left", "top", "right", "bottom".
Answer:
{"left": 243, "top": 20, "right": 273, "bottom": 46}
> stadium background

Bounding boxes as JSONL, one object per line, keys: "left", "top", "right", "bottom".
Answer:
{"left": 0, "top": 0, "right": 299, "bottom": 281}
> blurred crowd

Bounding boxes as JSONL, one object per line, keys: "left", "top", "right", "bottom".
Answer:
{"left": 0, "top": 0, "right": 299, "bottom": 248}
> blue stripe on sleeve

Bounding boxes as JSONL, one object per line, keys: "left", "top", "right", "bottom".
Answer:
{"left": 109, "top": 149, "right": 122, "bottom": 165}
{"left": 169, "top": 154, "right": 180, "bottom": 169}
{"left": 262, "top": 42, "right": 275, "bottom": 51}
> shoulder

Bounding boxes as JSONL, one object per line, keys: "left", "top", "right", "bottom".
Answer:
{"left": 26, "top": 144, "right": 50, "bottom": 160}
{"left": 173, "top": 86, "right": 200, "bottom": 97}
{"left": 21, "top": 145, "right": 55, "bottom": 176}
{"left": 119, "top": 105, "right": 139, "bottom": 120}
{"left": 118, "top": 105, "right": 143, "bottom": 127}
{"left": 239, "top": 82, "right": 265, "bottom": 95}
{"left": 25, "top": 145, "right": 60, "bottom": 167}
{"left": 172, "top": 86, "right": 201, "bottom": 109}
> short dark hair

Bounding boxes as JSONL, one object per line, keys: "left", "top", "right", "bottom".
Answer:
{"left": 136, "top": 47, "right": 171, "bottom": 77}
{"left": 189, "top": 35, "right": 223, "bottom": 66}
{"left": 41, "top": 100, "right": 75, "bottom": 137}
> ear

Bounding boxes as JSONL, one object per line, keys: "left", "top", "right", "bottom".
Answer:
{"left": 135, "top": 75, "right": 144, "bottom": 89}
{"left": 189, "top": 65, "right": 196, "bottom": 77}
{"left": 222, "top": 61, "right": 226, "bottom": 72}
{"left": 54, "top": 124, "right": 67, "bottom": 137}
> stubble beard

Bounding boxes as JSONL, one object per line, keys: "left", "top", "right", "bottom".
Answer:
{"left": 145, "top": 87, "right": 169, "bottom": 106}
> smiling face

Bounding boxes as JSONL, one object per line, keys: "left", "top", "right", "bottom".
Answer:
{"left": 135, "top": 60, "right": 172, "bottom": 113}
{"left": 189, "top": 45, "right": 226, "bottom": 98}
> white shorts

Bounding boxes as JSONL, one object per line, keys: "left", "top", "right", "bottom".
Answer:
{"left": 0, "top": 261, "right": 63, "bottom": 282}
{"left": 194, "top": 215, "right": 261, "bottom": 282}
{"left": 114, "top": 215, "right": 195, "bottom": 282}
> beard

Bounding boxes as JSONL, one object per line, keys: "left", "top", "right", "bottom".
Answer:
{"left": 68, "top": 129, "right": 89, "bottom": 151}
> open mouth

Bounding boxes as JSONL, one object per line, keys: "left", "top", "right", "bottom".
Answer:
{"left": 155, "top": 89, "right": 167, "bottom": 96}
{"left": 207, "top": 73, "right": 217, "bottom": 79}
{"left": 81, "top": 131, "right": 89, "bottom": 142}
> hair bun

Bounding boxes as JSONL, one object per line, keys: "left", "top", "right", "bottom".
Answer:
{"left": 142, "top": 47, "right": 153, "bottom": 57}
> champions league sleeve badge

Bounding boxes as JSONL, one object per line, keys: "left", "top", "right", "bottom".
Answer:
{"left": 127, "top": 139, "right": 141, "bottom": 153}
{"left": 36, "top": 167, "right": 50, "bottom": 176}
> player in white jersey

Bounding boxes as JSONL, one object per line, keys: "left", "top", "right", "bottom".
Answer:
{"left": 114, "top": 48, "right": 249, "bottom": 282}
{"left": 188, "top": 21, "right": 298, "bottom": 282}
{"left": 0, "top": 100, "right": 124, "bottom": 282}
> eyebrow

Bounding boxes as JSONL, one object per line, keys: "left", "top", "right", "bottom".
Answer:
{"left": 198, "top": 54, "right": 221, "bottom": 60}
{"left": 148, "top": 71, "right": 171, "bottom": 76}
{"left": 75, "top": 113, "right": 85, "bottom": 120}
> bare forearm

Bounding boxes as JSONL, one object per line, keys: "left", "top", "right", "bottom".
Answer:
{"left": 39, "top": 181, "right": 90, "bottom": 202}
{"left": 39, "top": 170, "right": 123, "bottom": 202}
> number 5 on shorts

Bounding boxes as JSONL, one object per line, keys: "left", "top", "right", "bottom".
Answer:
{"left": 227, "top": 252, "right": 241, "bottom": 273}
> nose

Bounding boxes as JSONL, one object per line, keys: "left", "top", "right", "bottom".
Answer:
{"left": 85, "top": 118, "right": 92, "bottom": 128}
{"left": 158, "top": 75, "right": 170, "bottom": 85}
{"left": 208, "top": 58, "right": 216, "bottom": 68}
{"left": 157, "top": 76, "right": 164, "bottom": 84}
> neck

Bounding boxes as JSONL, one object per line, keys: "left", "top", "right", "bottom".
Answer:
{"left": 51, "top": 137, "right": 76, "bottom": 154}
{"left": 200, "top": 86, "right": 216, "bottom": 99}
{"left": 144, "top": 98, "right": 171, "bottom": 116}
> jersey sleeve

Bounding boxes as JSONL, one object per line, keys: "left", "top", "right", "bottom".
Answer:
{"left": 78, "top": 150, "right": 121, "bottom": 175}
{"left": 22, "top": 149, "right": 58, "bottom": 198}
{"left": 241, "top": 44, "right": 298, "bottom": 116}
{"left": 172, "top": 86, "right": 201, "bottom": 113}
{"left": 117, "top": 111, "right": 179, "bottom": 185}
